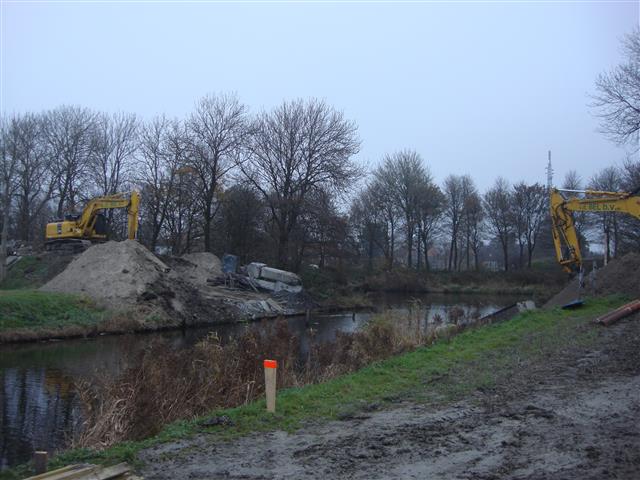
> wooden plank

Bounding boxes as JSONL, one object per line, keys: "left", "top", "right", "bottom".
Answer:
{"left": 24, "top": 462, "right": 136, "bottom": 480}
{"left": 24, "top": 465, "right": 78, "bottom": 480}
{"left": 91, "top": 463, "right": 131, "bottom": 480}
{"left": 24, "top": 464, "right": 97, "bottom": 480}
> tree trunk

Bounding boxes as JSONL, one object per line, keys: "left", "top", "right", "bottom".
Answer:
{"left": 502, "top": 242, "right": 509, "bottom": 272}
{"left": 277, "top": 224, "right": 289, "bottom": 269}
{"left": 406, "top": 218, "right": 413, "bottom": 269}
{"left": 389, "top": 220, "right": 395, "bottom": 269}
{"left": 367, "top": 226, "right": 374, "bottom": 271}
{"left": 0, "top": 190, "right": 10, "bottom": 282}
{"left": 416, "top": 225, "right": 422, "bottom": 271}
{"left": 422, "top": 235, "right": 431, "bottom": 271}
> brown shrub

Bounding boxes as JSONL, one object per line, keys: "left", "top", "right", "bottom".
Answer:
{"left": 74, "top": 313, "right": 474, "bottom": 449}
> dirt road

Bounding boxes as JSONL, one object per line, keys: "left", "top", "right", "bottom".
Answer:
{"left": 140, "top": 316, "right": 640, "bottom": 479}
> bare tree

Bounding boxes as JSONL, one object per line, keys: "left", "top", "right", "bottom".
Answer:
{"left": 615, "top": 157, "right": 640, "bottom": 253}
{"left": 214, "top": 183, "right": 266, "bottom": 263}
{"left": 243, "top": 99, "right": 360, "bottom": 268}
{"left": 90, "top": 112, "right": 138, "bottom": 196}
{"left": 371, "top": 176, "right": 401, "bottom": 269}
{"left": 351, "top": 185, "right": 389, "bottom": 270}
{"left": 591, "top": 29, "right": 640, "bottom": 147}
{"left": 374, "top": 150, "right": 430, "bottom": 268}
{"left": 0, "top": 118, "right": 20, "bottom": 281}
{"left": 512, "top": 182, "right": 547, "bottom": 268}
{"left": 484, "top": 177, "right": 513, "bottom": 271}
{"left": 187, "top": 94, "right": 247, "bottom": 252}
{"left": 466, "top": 192, "right": 484, "bottom": 271}
{"left": 560, "top": 169, "right": 589, "bottom": 251}
{"left": 11, "top": 113, "right": 55, "bottom": 242}
{"left": 416, "top": 181, "right": 445, "bottom": 271}
{"left": 589, "top": 166, "right": 623, "bottom": 262}
{"left": 458, "top": 175, "right": 480, "bottom": 271}
{"left": 42, "top": 106, "right": 97, "bottom": 218}
{"left": 137, "top": 116, "right": 180, "bottom": 250}
{"left": 443, "top": 175, "right": 465, "bottom": 271}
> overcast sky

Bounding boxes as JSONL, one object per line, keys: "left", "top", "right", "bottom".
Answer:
{"left": 1, "top": 1, "right": 638, "bottom": 190}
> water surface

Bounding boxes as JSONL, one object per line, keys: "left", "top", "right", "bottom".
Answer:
{"left": 0, "top": 292, "right": 522, "bottom": 469}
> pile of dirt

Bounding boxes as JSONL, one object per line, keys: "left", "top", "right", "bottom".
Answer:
{"left": 593, "top": 252, "right": 640, "bottom": 299}
{"left": 39, "top": 241, "right": 307, "bottom": 327}
{"left": 42, "top": 240, "right": 169, "bottom": 308}
{"left": 545, "top": 252, "right": 640, "bottom": 308}
{"left": 41, "top": 241, "right": 235, "bottom": 324}
{"left": 165, "top": 252, "right": 222, "bottom": 287}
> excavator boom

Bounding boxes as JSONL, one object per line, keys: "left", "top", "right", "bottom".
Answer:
{"left": 550, "top": 188, "right": 640, "bottom": 272}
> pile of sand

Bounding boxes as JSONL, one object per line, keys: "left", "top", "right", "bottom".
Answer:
{"left": 166, "top": 252, "right": 222, "bottom": 287}
{"left": 41, "top": 241, "right": 231, "bottom": 322}
{"left": 42, "top": 240, "right": 170, "bottom": 308}
{"left": 545, "top": 252, "right": 640, "bottom": 308}
{"left": 40, "top": 241, "right": 308, "bottom": 325}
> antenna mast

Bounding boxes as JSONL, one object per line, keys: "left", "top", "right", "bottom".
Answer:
{"left": 546, "top": 150, "right": 553, "bottom": 192}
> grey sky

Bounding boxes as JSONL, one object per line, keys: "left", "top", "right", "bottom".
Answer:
{"left": 2, "top": 1, "right": 638, "bottom": 190}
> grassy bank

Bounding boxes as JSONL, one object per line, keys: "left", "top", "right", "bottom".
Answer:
{"left": 0, "top": 255, "right": 72, "bottom": 290}
{"left": 0, "top": 290, "right": 110, "bottom": 342}
{"left": 0, "top": 290, "right": 173, "bottom": 343}
{"left": 301, "top": 263, "right": 567, "bottom": 308}
{"left": 1, "top": 296, "right": 623, "bottom": 479}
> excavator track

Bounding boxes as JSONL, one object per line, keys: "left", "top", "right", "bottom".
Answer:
{"left": 45, "top": 239, "right": 92, "bottom": 254}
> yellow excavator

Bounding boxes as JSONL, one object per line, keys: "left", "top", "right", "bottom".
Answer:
{"left": 45, "top": 191, "right": 140, "bottom": 252}
{"left": 550, "top": 187, "right": 640, "bottom": 273}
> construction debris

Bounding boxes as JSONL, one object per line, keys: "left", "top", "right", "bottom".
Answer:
{"left": 39, "top": 240, "right": 309, "bottom": 325}
{"left": 596, "top": 299, "right": 640, "bottom": 326}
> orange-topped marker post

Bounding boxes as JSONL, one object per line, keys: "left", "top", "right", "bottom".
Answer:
{"left": 264, "top": 359, "right": 278, "bottom": 413}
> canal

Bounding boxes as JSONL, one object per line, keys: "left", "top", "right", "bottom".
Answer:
{"left": 0, "top": 292, "right": 523, "bottom": 470}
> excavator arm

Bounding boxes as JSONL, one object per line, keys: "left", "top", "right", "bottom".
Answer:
{"left": 550, "top": 188, "right": 640, "bottom": 273}
{"left": 46, "top": 191, "right": 140, "bottom": 249}
{"left": 77, "top": 191, "right": 140, "bottom": 239}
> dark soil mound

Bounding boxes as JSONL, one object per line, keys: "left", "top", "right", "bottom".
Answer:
{"left": 545, "top": 252, "right": 640, "bottom": 308}
{"left": 593, "top": 252, "right": 640, "bottom": 299}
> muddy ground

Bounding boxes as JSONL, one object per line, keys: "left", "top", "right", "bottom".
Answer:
{"left": 139, "top": 314, "right": 640, "bottom": 480}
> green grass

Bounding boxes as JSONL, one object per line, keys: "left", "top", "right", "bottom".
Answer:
{"left": 0, "top": 290, "right": 106, "bottom": 332}
{"left": 1, "top": 256, "right": 52, "bottom": 290}
{"left": 0, "top": 295, "right": 623, "bottom": 479}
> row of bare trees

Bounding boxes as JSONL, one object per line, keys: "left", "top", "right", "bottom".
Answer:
{"left": 0, "top": 96, "right": 362, "bottom": 278}
{"left": 350, "top": 150, "right": 549, "bottom": 272}
{"left": 2, "top": 88, "right": 639, "bottom": 278}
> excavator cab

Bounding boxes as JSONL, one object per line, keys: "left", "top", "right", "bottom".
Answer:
{"left": 94, "top": 213, "right": 108, "bottom": 236}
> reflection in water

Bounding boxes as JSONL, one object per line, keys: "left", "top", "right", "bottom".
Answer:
{"left": 0, "top": 292, "right": 521, "bottom": 469}
{"left": 1, "top": 368, "right": 82, "bottom": 470}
